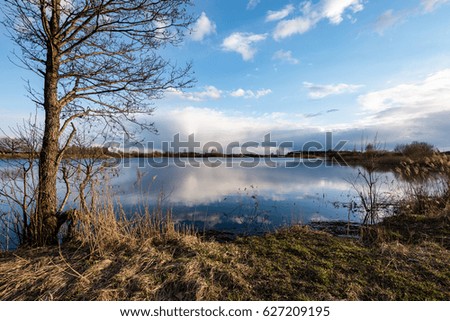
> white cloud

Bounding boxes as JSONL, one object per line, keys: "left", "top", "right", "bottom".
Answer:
{"left": 304, "top": 82, "right": 363, "bottom": 99}
{"left": 191, "top": 12, "right": 216, "bottom": 41}
{"left": 166, "top": 86, "right": 222, "bottom": 101}
{"left": 247, "top": 0, "right": 260, "bottom": 10}
{"left": 273, "top": 0, "right": 364, "bottom": 40}
{"left": 348, "top": 69, "right": 450, "bottom": 148}
{"left": 167, "top": 86, "right": 272, "bottom": 101}
{"left": 322, "top": 0, "right": 364, "bottom": 25}
{"left": 373, "top": 1, "right": 450, "bottom": 35}
{"left": 421, "top": 0, "right": 450, "bottom": 12}
{"left": 221, "top": 32, "right": 268, "bottom": 61}
{"left": 273, "top": 17, "right": 315, "bottom": 40}
{"left": 229, "top": 89, "right": 247, "bottom": 98}
{"left": 153, "top": 107, "right": 307, "bottom": 147}
{"left": 230, "top": 88, "right": 272, "bottom": 99}
{"left": 272, "top": 50, "right": 299, "bottom": 64}
{"left": 374, "top": 10, "right": 407, "bottom": 35}
{"left": 266, "top": 4, "right": 295, "bottom": 22}
{"left": 358, "top": 69, "right": 450, "bottom": 117}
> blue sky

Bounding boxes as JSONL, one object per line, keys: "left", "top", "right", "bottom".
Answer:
{"left": 1, "top": 0, "right": 450, "bottom": 151}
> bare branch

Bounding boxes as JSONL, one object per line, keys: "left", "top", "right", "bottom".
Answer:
{"left": 58, "top": 165, "right": 72, "bottom": 213}
{"left": 57, "top": 122, "right": 77, "bottom": 165}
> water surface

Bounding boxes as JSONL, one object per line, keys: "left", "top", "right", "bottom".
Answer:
{"left": 110, "top": 158, "right": 373, "bottom": 234}
{"left": 1, "top": 157, "right": 400, "bottom": 250}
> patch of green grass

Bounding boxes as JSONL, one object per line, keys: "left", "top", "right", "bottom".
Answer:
{"left": 233, "top": 225, "right": 449, "bottom": 300}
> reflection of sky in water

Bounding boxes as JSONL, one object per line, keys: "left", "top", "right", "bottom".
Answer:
{"left": 0, "top": 158, "right": 401, "bottom": 246}
{"left": 110, "top": 158, "right": 395, "bottom": 234}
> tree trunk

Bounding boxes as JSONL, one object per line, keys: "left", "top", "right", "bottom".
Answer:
{"left": 34, "top": 3, "right": 62, "bottom": 245}
{"left": 35, "top": 90, "right": 60, "bottom": 245}
{"left": 35, "top": 106, "right": 60, "bottom": 245}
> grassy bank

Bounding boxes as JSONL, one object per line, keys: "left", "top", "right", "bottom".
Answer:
{"left": 1, "top": 211, "right": 449, "bottom": 301}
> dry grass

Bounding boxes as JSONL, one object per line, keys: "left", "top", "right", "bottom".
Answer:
{"left": 395, "top": 154, "right": 450, "bottom": 215}
{"left": 0, "top": 201, "right": 254, "bottom": 300}
{"left": 0, "top": 233, "right": 251, "bottom": 300}
{"left": 1, "top": 207, "right": 449, "bottom": 300}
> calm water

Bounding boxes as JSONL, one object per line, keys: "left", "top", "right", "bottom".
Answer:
{"left": 1, "top": 158, "right": 398, "bottom": 249}
{"left": 108, "top": 158, "right": 376, "bottom": 234}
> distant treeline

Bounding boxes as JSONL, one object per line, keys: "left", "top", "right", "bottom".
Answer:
{"left": 1, "top": 138, "right": 448, "bottom": 162}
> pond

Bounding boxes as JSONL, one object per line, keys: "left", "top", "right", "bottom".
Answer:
{"left": 108, "top": 158, "right": 390, "bottom": 234}
{"left": 0, "top": 157, "right": 399, "bottom": 249}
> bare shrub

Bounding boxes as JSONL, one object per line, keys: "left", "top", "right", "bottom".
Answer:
{"left": 347, "top": 138, "right": 396, "bottom": 226}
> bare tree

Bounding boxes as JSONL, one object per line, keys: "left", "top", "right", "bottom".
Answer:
{"left": 2, "top": 0, "right": 194, "bottom": 245}
{"left": 0, "top": 137, "right": 28, "bottom": 155}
